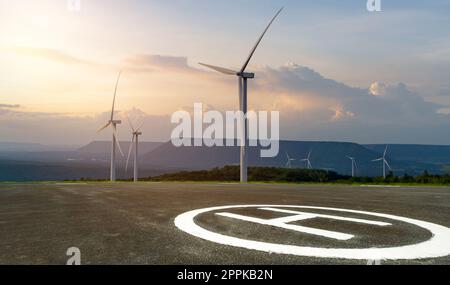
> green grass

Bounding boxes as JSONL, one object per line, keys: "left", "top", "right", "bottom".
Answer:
{"left": 2, "top": 180, "right": 450, "bottom": 188}
{"left": 2, "top": 166, "right": 450, "bottom": 187}
{"left": 141, "top": 166, "right": 450, "bottom": 185}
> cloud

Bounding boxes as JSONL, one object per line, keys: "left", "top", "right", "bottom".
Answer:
{"left": 12, "top": 47, "right": 96, "bottom": 66}
{"left": 0, "top": 107, "right": 172, "bottom": 145}
{"left": 0, "top": 104, "right": 20, "bottom": 109}
{"left": 123, "top": 54, "right": 199, "bottom": 73}
{"left": 369, "top": 82, "right": 387, "bottom": 96}
{"left": 253, "top": 63, "right": 442, "bottom": 118}
{"left": 0, "top": 104, "right": 21, "bottom": 115}
{"left": 2, "top": 53, "right": 450, "bottom": 145}
{"left": 180, "top": 103, "right": 217, "bottom": 115}
{"left": 223, "top": 63, "right": 449, "bottom": 143}
{"left": 435, "top": 85, "right": 450, "bottom": 97}
{"left": 330, "top": 106, "right": 355, "bottom": 122}
{"left": 257, "top": 63, "right": 365, "bottom": 99}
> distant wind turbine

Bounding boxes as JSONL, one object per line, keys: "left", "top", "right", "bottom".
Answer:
{"left": 300, "top": 150, "right": 313, "bottom": 169}
{"left": 199, "top": 7, "right": 284, "bottom": 182}
{"left": 372, "top": 145, "right": 391, "bottom": 179}
{"left": 97, "top": 71, "right": 124, "bottom": 182}
{"left": 346, "top": 156, "right": 357, "bottom": 177}
{"left": 285, "top": 152, "right": 296, "bottom": 169}
{"left": 125, "top": 117, "right": 143, "bottom": 183}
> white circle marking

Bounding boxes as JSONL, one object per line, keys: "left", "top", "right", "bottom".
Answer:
{"left": 174, "top": 205, "right": 450, "bottom": 260}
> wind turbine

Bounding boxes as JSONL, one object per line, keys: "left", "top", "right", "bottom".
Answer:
{"left": 97, "top": 71, "right": 124, "bottom": 182}
{"left": 125, "top": 117, "right": 143, "bottom": 183}
{"left": 285, "top": 152, "right": 296, "bottom": 169}
{"left": 300, "top": 150, "right": 313, "bottom": 169}
{"left": 346, "top": 156, "right": 357, "bottom": 177}
{"left": 372, "top": 145, "right": 391, "bottom": 178}
{"left": 199, "top": 7, "right": 284, "bottom": 183}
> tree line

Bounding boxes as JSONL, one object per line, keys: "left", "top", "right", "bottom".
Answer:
{"left": 143, "top": 166, "right": 450, "bottom": 185}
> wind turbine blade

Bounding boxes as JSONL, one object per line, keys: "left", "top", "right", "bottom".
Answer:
{"left": 285, "top": 152, "right": 290, "bottom": 160}
{"left": 385, "top": 160, "right": 392, "bottom": 170}
{"left": 383, "top": 145, "right": 389, "bottom": 157}
{"left": 240, "top": 7, "right": 284, "bottom": 73}
{"left": 136, "top": 119, "right": 145, "bottom": 132}
{"left": 126, "top": 116, "right": 135, "bottom": 132}
{"left": 113, "top": 128, "right": 124, "bottom": 157}
{"left": 308, "top": 150, "right": 312, "bottom": 159}
{"left": 97, "top": 122, "right": 111, "bottom": 133}
{"left": 372, "top": 158, "right": 383, "bottom": 162}
{"left": 199, "top": 63, "right": 237, "bottom": 75}
{"left": 125, "top": 135, "right": 135, "bottom": 172}
{"left": 111, "top": 71, "right": 122, "bottom": 121}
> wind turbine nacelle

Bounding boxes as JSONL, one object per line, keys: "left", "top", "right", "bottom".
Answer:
{"left": 238, "top": 72, "right": 255, "bottom": 79}
{"left": 134, "top": 131, "right": 143, "bottom": 136}
{"left": 111, "top": 120, "right": 122, "bottom": 124}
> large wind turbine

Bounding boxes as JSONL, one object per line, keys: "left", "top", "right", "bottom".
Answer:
{"left": 300, "top": 150, "right": 313, "bottom": 169}
{"left": 199, "top": 7, "right": 284, "bottom": 183}
{"left": 125, "top": 118, "right": 143, "bottom": 183}
{"left": 285, "top": 152, "right": 296, "bottom": 169}
{"left": 97, "top": 71, "right": 124, "bottom": 182}
{"left": 346, "top": 156, "right": 357, "bottom": 177}
{"left": 372, "top": 145, "right": 391, "bottom": 178}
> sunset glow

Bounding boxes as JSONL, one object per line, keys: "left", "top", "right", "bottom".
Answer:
{"left": 1, "top": 0, "right": 449, "bottom": 144}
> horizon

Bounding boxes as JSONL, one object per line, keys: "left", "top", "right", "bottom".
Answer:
{"left": 4, "top": 139, "right": 450, "bottom": 150}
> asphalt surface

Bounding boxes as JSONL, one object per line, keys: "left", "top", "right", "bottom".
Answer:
{"left": 0, "top": 182, "right": 450, "bottom": 265}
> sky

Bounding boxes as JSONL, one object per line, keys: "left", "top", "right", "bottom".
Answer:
{"left": 1, "top": 0, "right": 450, "bottom": 146}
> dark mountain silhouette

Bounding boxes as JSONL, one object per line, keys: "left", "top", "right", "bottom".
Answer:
{"left": 75, "top": 141, "right": 163, "bottom": 161}
{"left": 143, "top": 140, "right": 385, "bottom": 176}
{"left": 365, "top": 144, "right": 450, "bottom": 165}
{"left": 365, "top": 144, "right": 450, "bottom": 175}
{"left": 0, "top": 141, "right": 164, "bottom": 163}
{"left": 1, "top": 140, "right": 449, "bottom": 181}
{"left": 0, "top": 142, "right": 75, "bottom": 152}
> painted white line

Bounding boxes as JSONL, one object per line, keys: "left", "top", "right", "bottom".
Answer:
{"left": 260, "top": 207, "right": 392, "bottom": 226}
{"left": 175, "top": 205, "right": 450, "bottom": 260}
{"left": 359, "top": 185, "right": 401, "bottom": 188}
{"left": 54, "top": 183, "right": 88, "bottom": 185}
{"left": 269, "top": 213, "right": 317, "bottom": 224}
{"left": 216, "top": 212, "right": 353, "bottom": 241}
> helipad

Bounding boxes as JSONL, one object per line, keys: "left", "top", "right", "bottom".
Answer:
{"left": 175, "top": 204, "right": 450, "bottom": 260}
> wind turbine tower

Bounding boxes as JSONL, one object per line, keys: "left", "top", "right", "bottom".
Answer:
{"left": 346, "top": 156, "right": 357, "bottom": 177}
{"left": 126, "top": 118, "right": 143, "bottom": 183}
{"left": 300, "top": 150, "right": 313, "bottom": 169}
{"left": 285, "top": 152, "right": 296, "bottom": 169}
